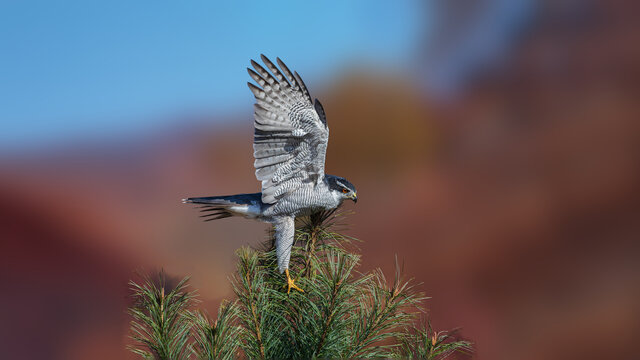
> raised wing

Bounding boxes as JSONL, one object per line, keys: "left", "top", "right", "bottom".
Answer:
{"left": 247, "top": 55, "right": 329, "bottom": 204}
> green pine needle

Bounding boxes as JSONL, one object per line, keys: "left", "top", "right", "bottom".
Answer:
{"left": 127, "top": 210, "right": 474, "bottom": 359}
{"left": 128, "top": 271, "right": 196, "bottom": 360}
{"left": 395, "top": 318, "right": 474, "bottom": 359}
{"left": 188, "top": 301, "right": 241, "bottom": 360}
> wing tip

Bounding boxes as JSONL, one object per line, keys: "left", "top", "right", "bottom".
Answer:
{"left": 250, "top": 59, "right": 262, "bottom": 71}
{"left": 247, "top": 82, "right": 262, "bottom": 94}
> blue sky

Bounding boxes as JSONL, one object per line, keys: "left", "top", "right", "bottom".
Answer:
{"left": 0, "top": 0, "right": 425, "bottom": 151}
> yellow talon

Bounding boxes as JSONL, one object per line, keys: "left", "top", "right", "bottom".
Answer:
{"left": 284, "top": 269, "right": 304, "bottom": 294}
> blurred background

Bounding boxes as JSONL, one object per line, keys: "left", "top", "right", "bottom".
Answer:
{"left": 1, "top": 0, "right": 638, "bottom": 359}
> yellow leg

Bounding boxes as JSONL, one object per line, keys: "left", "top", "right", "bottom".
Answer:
{"left": 284, "top": 269, "right": 304, "bottom": 294}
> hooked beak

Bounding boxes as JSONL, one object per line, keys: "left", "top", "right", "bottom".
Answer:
{"left": 351, "top": 192, "right": 358, "bottom": 203}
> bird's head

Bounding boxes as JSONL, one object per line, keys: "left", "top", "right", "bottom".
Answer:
{"left": 327, "top": 175, "right": 357, "bottom": 203}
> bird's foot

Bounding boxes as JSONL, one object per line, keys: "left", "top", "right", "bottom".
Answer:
{"left": 284, "top": 269, "right": 304, "bottom": 294}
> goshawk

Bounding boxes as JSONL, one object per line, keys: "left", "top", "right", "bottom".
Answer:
{"left": 183, "top": 55, "right": 357, "bottom": 293}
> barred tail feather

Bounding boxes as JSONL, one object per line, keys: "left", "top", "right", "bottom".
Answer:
{"left": 182, "top": 193, "right": 264, "bottom": 221}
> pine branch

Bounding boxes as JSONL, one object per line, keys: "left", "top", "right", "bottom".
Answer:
{"left": 265, "top": 249, "right": 365, "bottom": 358}
{"left": 128, "top": 271, "right": 196, "bottom": 360}
{"left": 346, "top": 267, "right": 427, "bottom": 358}
{"left": 231, "top": 247, "right": 268, "bottom": 359}
{"left": 188, "top": 300, "right": 241, "bottom": 360}
{"left": 395, "top": 318, "right": 474, "bottom": 359}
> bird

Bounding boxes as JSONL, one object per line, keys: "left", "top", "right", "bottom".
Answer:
{"left": 183, "top": 55, "right": 357, "bottom": 293}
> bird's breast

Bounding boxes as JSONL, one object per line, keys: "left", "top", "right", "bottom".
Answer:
{"left": 264, "top": 186, "right": 337, "bottom": 217}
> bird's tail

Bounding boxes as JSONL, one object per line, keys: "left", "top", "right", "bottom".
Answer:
{"left": 182, "top": 193, "right": 263, "bottom": 221}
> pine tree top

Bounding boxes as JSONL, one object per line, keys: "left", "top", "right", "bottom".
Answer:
{"left": 128, "top": 210, "right": 473, "bottom": 359}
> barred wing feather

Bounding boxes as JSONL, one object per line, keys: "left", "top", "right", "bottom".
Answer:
{"left": 247, "top": 55, "right": 329, "bottom": 204}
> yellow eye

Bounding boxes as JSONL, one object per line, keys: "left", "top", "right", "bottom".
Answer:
{"left": 342, "top": 188, "right": 349, "bottom": 194}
